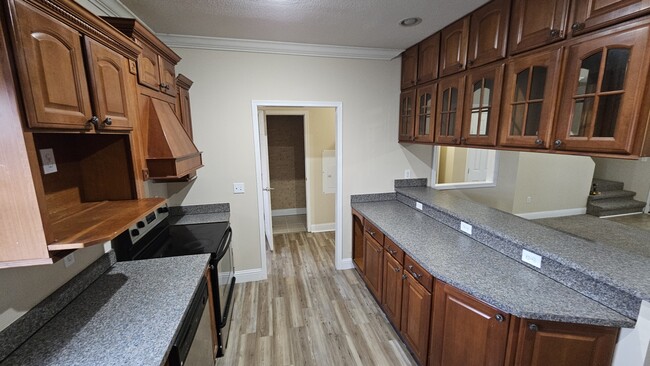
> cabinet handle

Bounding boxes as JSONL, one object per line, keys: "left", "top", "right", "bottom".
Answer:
{"left": 549, "top": 29, "right": 561, "bottom": 38}
{"left": 407, "top": 265, "right": 422, "bottom": 279}
{"left": 87, "top": 115, "right": 99, "bottom": 129}
{"left": 467, "top": 59, "right": 474, "bottom": 67}
{"left": 458, "top": 63, "right": 464, "bottom": 69}
{"left": 368, "top": 230, "right": 376, "bottom": 237}
{"left": 451, "top": 137, "right": 458, "bottom": 144}
{"left": 375, "top": 247, "right": 381, "bottom": 254}
{"left": 402, "top": 274, "right": 407, "bottom": 280}
{"left": 393, "top": 266, "right": 401, "bottom": 272}
{"left": 529, "top": 323, "right": 539, "bottom": 332}
{"left": 460, "top": 137, "right": 466, "bottom": 144}
{"left": 102, "top": 117, "right": 112, "bottom": 127}
{"left": 571, "top": 22, "right": 585, "bottom": 32}
{"left": 534, "top": 138, "right": 544, "bottom": 146}
{"left": 388, "top": 248, "right": 397, "bottom": 255}
{"left": 495, "top": 314, "right": 505, "bottom": 322}
{"left": 553, "top": 139, "right": 563, "bottom": 148}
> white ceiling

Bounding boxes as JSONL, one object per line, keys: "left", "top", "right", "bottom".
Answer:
{"left": 119, "top": 0, "right": 489, "bottom": 51}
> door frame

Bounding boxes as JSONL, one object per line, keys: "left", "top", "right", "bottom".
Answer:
{"left": 252, "top": 100, "right": 344, "bottom": 276}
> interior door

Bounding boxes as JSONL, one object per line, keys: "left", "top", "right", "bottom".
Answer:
{"left": 259, "top": 110, "right": 274, "bottom": 251}
{"left": 465, "top": 148, "right": 489, "bottom": 182}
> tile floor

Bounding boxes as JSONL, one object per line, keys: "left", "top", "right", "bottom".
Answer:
{"left": 272, "top": 214, "right": 307, "bottom": 234}
{"left": 607, "top": 212, "right": 650, "bottom": 231}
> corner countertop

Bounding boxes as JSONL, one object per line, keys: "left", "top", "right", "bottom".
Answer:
{"left": 169, "top": 203, "right": 230, "bottom": 225}
{"left": 352, "top": 199, "right": 634, "bottom": 328}
{"left": 2, "top": 254, "right": 211, "bottom": 366}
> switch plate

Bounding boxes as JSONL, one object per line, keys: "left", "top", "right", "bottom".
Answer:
{"left": 415, "top": 202, "right": 423, "bottom": 210}
{"left": 404, "top": 169, "right": 411, "bottom": 178}
{"left": 526, "top": 196, "right": 532, "bottom": 204}
{"left": 522, "top": 249, "right": 542, "bottom": 268}
{"left": 39, "top": 148, "right": 57, "bottom": 174}
{"left": 63, "top": 253, "right": 75, "bottom": 268}
{"left": 460, "top": 222, "right": 472, "bottom": 235}
{"left": 233, "top": 183, "right": 245, "bottom": 194}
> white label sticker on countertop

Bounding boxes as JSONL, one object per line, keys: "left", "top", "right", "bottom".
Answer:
{"left": 460, "top": 221, "right": 472, "bottom": 235}
{"left": 522, "top": 249, "right": 542, "bottom": 268}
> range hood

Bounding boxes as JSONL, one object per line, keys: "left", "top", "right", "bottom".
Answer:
{"left": 145, "top": 98, "right": 203, "bottom": 179}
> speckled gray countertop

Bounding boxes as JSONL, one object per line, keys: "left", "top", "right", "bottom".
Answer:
{"left": 352, "top": 200, "right": 634, "bottom": 328}
{"left": 2, "top": 254, "right": 211, "bottom": 366}
{"left": 169, "top": 203, "right": 230, "bottom": 225}
{"left": 396, "top": 186, "right": 650, "bottom": 303}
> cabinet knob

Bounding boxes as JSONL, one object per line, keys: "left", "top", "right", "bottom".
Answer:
{"left": 451, "top": 137, "right": 458, "bottom": 144}
{"left": 553, "top": 139, "right": 563, "bottom": 148}
{"left": 495, "top": 314, "right": 505, "bottom": 322}
{"left": 375, "top": 247, "right": 381, "bottom": 254}
{"left": 467, "top": 59, "right": 474, "bottom": 67}
{"left": 460, "top": 137, "right": 467, "bottom": 144}
{"left": 549, "top": 29, "right": 561, "bottom": 38}
{"left": 402, "top": 274, "right": 407, "bottom": 280}
{"left": 458, "top": 63, "right": 464, "bottom": 69}
{"left": 87, "top": 115, "right": 99, "bottom": 129}
{"left": 369, "top": 230, "right": 376, "bottom": 237}
{"left": 103, "top": 117, "right": 112, "bottom": 127}
{"left": 534, "top": 138, "right": 544, "bottom": 146}
{"left": 388, "top": 248, "right": 397, "bottom": 255}
{"left": 571, "top": 22, "right": 585, "bottom": 32}
{"left": 393, "top": 266, "right": 401, "bottom": 272}
{"left": 529, "top": 323, "right": 539, "bottom": 332}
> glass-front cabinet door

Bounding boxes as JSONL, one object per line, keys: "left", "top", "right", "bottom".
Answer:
{"left": 414, "top": 83, "right": 437, "bottom": 142}
{"left": 435, "top": 75, "right": 466, "bottom": 144}
{"left": 461, "top": 63, "right": 504, "bottom": 146}
{"left": 555, "top": 23, "right": 650, "bottom": 154}
{"left": 399, "top": 89, "right": 416, "bottom": 142}
{"left": 499, "top": 48, "right": 562, "bottom": 148}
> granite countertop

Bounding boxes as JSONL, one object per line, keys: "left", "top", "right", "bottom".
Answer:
{"left": 169, "top": 203, "right": 230, "bottom": 225}
{"left": 352, "top": 200, "right": 634, "bottom": 328}
{"left": 2, "top": 254, "right": 211, "bottom": 366}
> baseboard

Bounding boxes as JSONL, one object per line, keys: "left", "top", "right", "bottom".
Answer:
{"left": 309, "top": 222, "right": 335, "bottom": 232}
{"left": 516, "top": 208, "right": 587, "bottom": 220}
{"left": 272, "top": 208, "right": 306, "bottom": 217}
{"left": 337, "top": 258, "right": 354, "bottom": 270}
{"left": 234, "top": 268, "right": 267, "bottom": 283}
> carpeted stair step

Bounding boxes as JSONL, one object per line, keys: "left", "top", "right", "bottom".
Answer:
{"left": 586, "top": 198, "right": 646, "bottom": 217}
{"left": 591, "top": 178, "right": 624, "bottom": 192}
{"left": 588, "top": 190, "right": 637, "bottom": 202}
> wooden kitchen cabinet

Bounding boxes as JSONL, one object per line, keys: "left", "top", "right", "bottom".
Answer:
{"left": 352, "top": 209, "right": 364, "bottom": 273}
{"left": 570, "top": 0, "right": 650, "bottom": 36}
{"left": 175, "top": 74, "right": 194, "bottom": 139}
{"left": 418, "top": 33, "right": 440, "bottom": 84}
{"left": 363, "top": 230, "right": 384, "bottom": 300}
{"left": 400, "top": 262, "right": 432, "bottom": 365}
{"left": 414, "top": 82, "right": 437, "bottom": 142}
{"left": 500, "top": 47, "right": 563, "bottom": 149}
{"left": 399, "top": 89, "right": 417, "bottom": 142}
{"left": 468, "top": 0, "right": 510, "bottom": 68}
{"left": 381, "top": 251, "right": 403, "bottom": 328}
{"left": 401, "top": 45, "right": 419, "bottom": 90}
{"left": 508, "top": 318, "right": 618, "bottom": 366}
{"left": 462, "top": 62, "right": 504, "bottom": 146}
{"left": 554, "top": 22, "right": 650, "bottom": 154}
{"left": 509, "top": 0, "right": 570, "bottom": 54}
{"left": 440, "top": 17, "right": 470, "bottom": 77}
{"left": 430, "top": 282, "right": 510, "bottom": 366}
{"left": 435, "top": 74, "right": 466, "bottom": 144}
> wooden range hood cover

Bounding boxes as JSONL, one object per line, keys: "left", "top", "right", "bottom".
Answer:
{"left": 146, "top": 98, "right": 203, "bottom": 179}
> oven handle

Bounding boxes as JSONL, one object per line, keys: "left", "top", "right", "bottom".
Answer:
{"left": 214, "top": 227, "right": 232, "bottom": 262}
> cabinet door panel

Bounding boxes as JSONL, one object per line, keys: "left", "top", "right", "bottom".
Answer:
{"left": 468, "top": 0, "right": 510, "bottom": 67}
{"left": 418, "top": 33, "right": 440, "bottom": 84}
{"left": 158, "top": 56, "right": 177, "bottom": 97}
{"left": 555, "top": 24, "right": 649, "bottom": 153}
{"left": 400, "top": 272, "right": 431, "bottom": 365}
{"left": 177, "top": 86, "right": 193, "bottom": 138}
{"left": 509, "top": 0, "right": 570, "bottom": 54}
{"left": 500, "top": 48, "right": 563, "bottom": 149}
{"left": 401, "top": 45, "right": 418, "bottom": 89}
{"left": 430, "top": 282, "right": 510, "bottom": 366}
{"left": 570, "top": 0, "right": 650, "bottom": 35}
{"left": 435, "top": 75, "right": 466, "bottom": 144}
{"left": 414, "top": 83, "right": 437, "bottom": 142}
{"left": 11, "top": 0, "right": 92, "bottom": 129}
{"left": 514, "top": 319, "right": 618, "bottom": 366}
{"left": 363, "top": 233, "right": 383, "bottom": 300}
{"left": 137, "top": 43, "right": 161, "bottom": 91}
{"left": 462, "top": 63, "right": 503, "bottom": 146}
{"left": 352, "top": 212, "right": 364, "bottom": 273}
{"left": 399, "top": 89, "right": 417, "bottom": 142}
{"left": 381, "top": 253, "right": 403, "bottom": 328}
{"left": 85, "top": 38, "right": 132, "bottom": 130}
{"left": 440, "top": 17, "right": 470, "bottom": 77}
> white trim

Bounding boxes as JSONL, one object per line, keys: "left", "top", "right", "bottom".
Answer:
{"left": 645, "top": 185, "right": 650, "bottom": 214}
{"left": 158, "top": 34, "right": 402, "bottom": 61}
{"left": 252, "top": 100, "right": 345, "bottom": 275}
{"left": 235, "top": 268, "right": 267, "bottom": 283}
{"left": 304, "top": 116, "right": 312, "bottom": 233}
{"left": 516, "top": 208, "right": 587, "bottom": 220}
{"left": 338, "top": 258, "right": 354, "bottom": 270}
{"left": 310, "top": 223, "right": 335, "bottom": 233}
{"left": 86, "top": 0, "right": 150, "bottom": 24}
{"left": 272, "top": 208, "right": 306, "bottom": 217}
{"left": 598, "top": 212, "right": 644, "bottom": 219}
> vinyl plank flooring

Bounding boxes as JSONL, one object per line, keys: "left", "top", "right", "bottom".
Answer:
{"left": 222, "top": 231, "right": 416, "bottom": 366}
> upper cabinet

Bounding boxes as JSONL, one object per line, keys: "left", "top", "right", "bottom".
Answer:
{"left": 401, "top": 45, "right": 418, "bottom": 90}
{"left": 468, "top": 0, "right": 511, "bottom": 67}
{"left": 399, "top": 89, "right": 417, "bottom": 142}
{"left": 417, "top": 33, "right": 440, "bottom": 84}
{"left": 8, "top": 0, "right": 136, "bottom": 131}
{"left": 462, "top": 62, "right": 504, "bottom": 146}
{"left": 509, "top": 0, "right": 571, "bottom": 54}
{"left": 554, "top": 23, "right": 650, "bottom": 154}
{"left": 414, "top": 82, "right": 437, "bottom": 143}
{"left": 440, "top": 17, "right": 470, "bottom": 77}
{"left": 435, "top": 74, "right": 466, "bottom": 144}
{"left": 570, "top": 0, "right": 650, "bottom": 36}
{"left": 175, "top": 74, "right": 194, "bottom": 139}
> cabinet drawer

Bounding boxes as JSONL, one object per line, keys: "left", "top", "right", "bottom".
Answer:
{"left": 364, "top": 221, "right": 384, "bottom": 245}
{"left": 384, "top": 237, "right": 404, "bottom": 264}
{"left": 404, "top": 255, "right": 433, "bottom": 292}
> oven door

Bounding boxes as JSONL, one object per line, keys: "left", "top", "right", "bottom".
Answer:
{"left": 214, "top": 227, "right": 233, "bottom": 322}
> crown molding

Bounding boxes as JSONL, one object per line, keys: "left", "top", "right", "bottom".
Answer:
{"left": 84, "top": 0, "right": 135, "bottom": 17}
{"left": 157, "top": 34, "right": 403, "bottom": 61}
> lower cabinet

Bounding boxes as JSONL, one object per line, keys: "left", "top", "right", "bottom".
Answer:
{"left": 363, "top": 232, "right": 384, "bottom": 300}
{"left": 430, "top": 281, "right": 510, "bottom": 366}
{"left": 401, "top": 270, "right": 432, "bottom": 364}
{"left": 352, "top": 210, "right": 364, "bottom": 272}
{"left": 382, "top": 252, "right": 403, "bottom": 328}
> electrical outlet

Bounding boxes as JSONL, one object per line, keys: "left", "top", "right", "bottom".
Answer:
{"left": 526, "top": 196, "right": 532, "bottom": 204}
{"left": 460, "top": 222, "right": 472, "bottom": 235}
{"left": 233, "top": 183, "right": 245, "bottom": 194}
{"left": 63, "top": 253, "right": 75, "bottom": 268}
{"left": 39, "top": 148, "right": 57, "bottom": 174}
{"left": 521, "top": 249, "right": 542, "bottom": 268}
{"left": 415, "top": 202, "right": 423, "bottom": 210}
{"left": 404, "top": 169, "right": 411, "bottom": 178}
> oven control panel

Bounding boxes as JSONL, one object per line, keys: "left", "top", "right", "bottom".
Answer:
{"left": 129, "top": 204, "right": 169, "bottom": 244}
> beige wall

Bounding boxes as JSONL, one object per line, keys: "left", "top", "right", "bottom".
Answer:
{"left": 437, "top": 146, "right": 468, "bottom": 184}
{"left": 306, "top": 108, "right": 336, "bottom": 226}
{"left": 593, "top": 157, "right": 650, "bottom": 204}
{"left": 162, "top": 48, "right": 433, "bottom": 271}
{"left": 267, "top": 115, "right": 306, "bottom": 211}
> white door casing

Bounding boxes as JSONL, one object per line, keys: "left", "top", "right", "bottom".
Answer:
{"left": 259, "top": 109, "right": 274, "bottom": 251}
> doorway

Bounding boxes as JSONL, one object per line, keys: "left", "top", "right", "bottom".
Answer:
{"left": 252, "top": 101, "right": 344, "bottom": 277}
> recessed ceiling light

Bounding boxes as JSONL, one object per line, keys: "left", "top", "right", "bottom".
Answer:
{"left": 399, "top": 17, "right": 422, "bottom": 27}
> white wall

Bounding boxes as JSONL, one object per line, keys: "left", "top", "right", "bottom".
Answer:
{"left": 306, "top": 108, "right": 336, "bottom": 227}
{"left": 593, "top": 157, "right": 650, "bottom": 205}
{"left": 164, "top": 48, "right": 432, "bottom": 271}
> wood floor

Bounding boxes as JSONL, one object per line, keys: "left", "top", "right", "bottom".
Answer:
{"left": 221, "top": 231, "right": 417, "bottom": 366}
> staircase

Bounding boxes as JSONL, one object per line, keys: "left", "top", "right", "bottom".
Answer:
{"left": 587, "top": 179, "right": 646, "bottom": 217}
